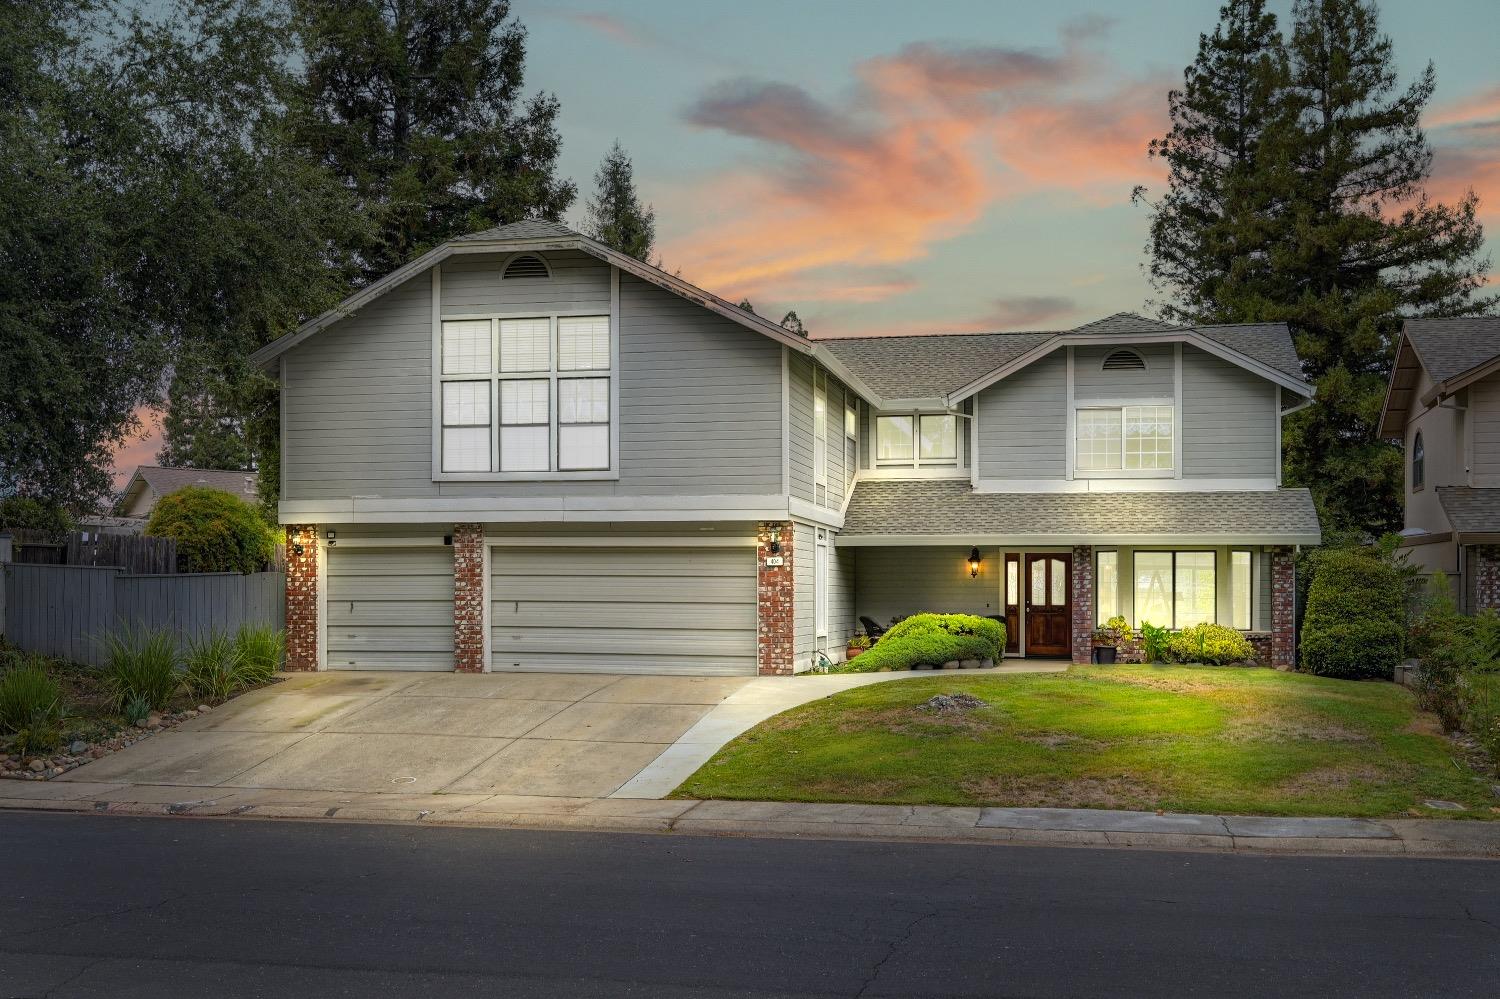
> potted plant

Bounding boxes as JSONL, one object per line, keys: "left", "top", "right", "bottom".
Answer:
{"left": 846, "top": 634, "right": 872, "bottom": 659}
{"left": 1090, "top": 627, "right": 1118, "bottom": 664}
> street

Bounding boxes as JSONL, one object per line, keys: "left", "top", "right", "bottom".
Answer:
{"left": 1, "top": 812, "right": 1496, "bottom": 997}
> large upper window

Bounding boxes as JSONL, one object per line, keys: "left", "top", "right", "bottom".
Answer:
{"left": 438, "top": 315, "right": 612, "bottom": 475}
{"left": 876, "top": 412, "right": 958, "bottom": 468}
{"left": 1133, "top": 551, "right": 1215, "bottom": 629}
{"left": 1075, "top": 405, "right": 1174, "bottom": 474}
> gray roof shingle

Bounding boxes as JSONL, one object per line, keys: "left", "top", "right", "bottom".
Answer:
{"left": 839, "top": 479, "right": 1321, "bottom": 542}
{"left": 132, "top": 466, "right": 258, "bottom": 502}
{"left": 1404, "top": 318, "right": 1500, "bottom": 385}
{"left": 454, "top": 219, "right": 579, "bottom": 242}
{"left": 1437, "top": 486, "right": 1500, "bottom": 536}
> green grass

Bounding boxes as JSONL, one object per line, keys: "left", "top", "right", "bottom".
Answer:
{"left": 673, "top": 666, "right": 1498, "bottom": 818}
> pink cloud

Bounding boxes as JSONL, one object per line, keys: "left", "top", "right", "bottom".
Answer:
{"left": 557, "top": 11, "right": 652, "bottom": 48}
{"left": 108, "top": 406, "right": 162, "bottom": 490}
{"left": 812, "top": 294, "right": 1079, "bottom": 339}
{"left": 1428, "top": 85, "right": 1500, "bottom": 226}
{"left": 664, "top": 30, "right": 1166, "bottom": 304}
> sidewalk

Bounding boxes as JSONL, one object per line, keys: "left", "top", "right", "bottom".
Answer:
{"left": 3, "top": 781, "right": 1496, "bottom": 858}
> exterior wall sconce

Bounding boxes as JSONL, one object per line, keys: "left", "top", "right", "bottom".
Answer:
{"left": 325, "top": 529, "right": 337, "bottom": 548}
{"left": 769, "top": 540, "right": 781, "bottom": 555}
{"left": 292, "top": 542, "right": 304, "bottom": 556}
{"left": 968, "top": 546, "right": 982, "bottom": 578}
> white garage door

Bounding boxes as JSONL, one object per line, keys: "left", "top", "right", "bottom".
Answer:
{"left": 490, "top": 546, "right": 757, "bottom": 675}
{"left": 326, "top": 547, "right": 454, "bottom": 671}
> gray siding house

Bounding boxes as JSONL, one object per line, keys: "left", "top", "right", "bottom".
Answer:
{"left": 1380, "top": 318, "right": 1500, "bottom": 609}
{"left": 252, "top": 221, "right": 1320, "bottom": 676}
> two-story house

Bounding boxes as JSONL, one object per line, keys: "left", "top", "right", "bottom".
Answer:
{"left": 1380, "top": 317, "right": 1500, "bottom": 610}
{"left": 250, "top": 221, "right": 1319, "bottom": 676}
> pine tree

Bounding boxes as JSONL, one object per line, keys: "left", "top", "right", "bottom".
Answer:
{"left": 157, "top": 355, "right": 256, "bottom": 471}
{"left": 1137, "top": 0, "right": 1286, "bottom": 324}
{"left": 780, "top": 311, "right": 807, "bottom": 337}
{"left": 293, "top": 0, "right": 576, "bottom": 285}
{"left": 584, "top": 141, "right": 655, "bottom": 261}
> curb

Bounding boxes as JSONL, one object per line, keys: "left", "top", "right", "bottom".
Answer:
{"left": 1, "top": 794, "right": 1497, "bottom": 858}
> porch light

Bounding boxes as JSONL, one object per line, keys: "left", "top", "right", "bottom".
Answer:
{"left": 968, "top": 547, "right": 982, "bottom": 578}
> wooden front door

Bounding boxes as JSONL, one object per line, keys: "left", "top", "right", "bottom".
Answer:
{"left": 1024, "top": 554, "right": 1072, "bottom": 658}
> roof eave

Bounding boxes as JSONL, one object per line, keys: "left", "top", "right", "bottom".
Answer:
{"left": 836, "top": 530, "right": 1323, "bottom": 548}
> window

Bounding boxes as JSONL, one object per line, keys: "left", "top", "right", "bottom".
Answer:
{"left": 876, "top": 416, "right": 913, "bottom": 463}
{"left": 437, "top": 315, "right": 612, "bottom": 475}
{"left": 844, "top": 398, "right": 858, "bottom": 493}
{"left": 1132, "top": 551, "right": 1216, "bottom": 629}
{"left": 815, "top": 536, "right": 829, "bottom": 638}
{"left": 1095, "top": 550, "right": 1119, "bottom": 626}
{"left": 875, "top": 411, "right": 961, "bottom": 469}
{"left": 919, "top": 415, "right": 957, "bottom": 463}
{"left": 1231, "top": 550, "right": 1252, "bottom": 631}
{"left": 813, "top": 372, "right": 828, "bottom": 487}
{"left": 1413, "top": 431, "right": 1425, "bottom": 490}
{"left": 1075, "top": 405, "right": 1174, "bottom": 474}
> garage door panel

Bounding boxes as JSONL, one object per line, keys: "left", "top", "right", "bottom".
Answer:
{"left": 328, "top": 578, "right": 454, "bottom": 600}
{"left": 490, "top": 545, "right": 756, "bottom": 675}
{"left": 328, "top": 546, "right": 453, "bottom": 671}
{"left": 328, "top": 603, "right": 453, "bottom": 627}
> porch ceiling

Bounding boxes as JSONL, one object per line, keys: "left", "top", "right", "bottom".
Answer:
{"left": 837, "top": 480, "right": 1322, "bottom": 547}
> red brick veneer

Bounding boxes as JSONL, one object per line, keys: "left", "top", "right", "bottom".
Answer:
{"left": 1475, "top": 546, "right": 1500, "bottom": 612}
{"left": 284, "top": 524, "right": 319, "bottom": 671}
{"left": 1270, "top": 546, "right": 1296, "bottom": 670}
{"left": 452, "top": 524, "right": 486, "bottom": 673}
{"left": 757, "top": 522, "right": 795, "bottom": 675}
{"left": 1071, "top": 545, "right": 1094, "bottom": 665}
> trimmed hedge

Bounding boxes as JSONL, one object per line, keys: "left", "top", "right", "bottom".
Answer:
{"left": 1165, "top": 622, "right": 1256, "bottom": 665}
{"left": 838, "top": 613, "right": 1005, "bottom": 673}
{"left": 145, "top": 486, "right": 275, "bottom": 574}
{"left": 1299, "top": 549, "right": 1406, "bottom": 680}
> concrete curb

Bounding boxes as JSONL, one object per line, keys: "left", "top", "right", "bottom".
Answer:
{"left": 1, "top": 792, "right": 1497, "bottom": 858}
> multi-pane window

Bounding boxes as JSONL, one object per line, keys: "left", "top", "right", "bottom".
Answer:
{"left": 875, "top": 416, "right": 913, "bottom": 464}
{"left": 1132, "top": 551, "right": 1215, "bottom": 629}
{"left": 919, "top": 415, "right": 957, "bottom": 463}
{"left": 1075, "top": 405, "right": 1174, "bottom": 474}
{"left": 876, "top": 412, "right": 960, "bottom": 468}
{"left": 438, "top": 315, "right": 612, "bottom": 474}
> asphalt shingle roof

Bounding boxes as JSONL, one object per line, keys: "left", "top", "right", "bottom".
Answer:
{"left": 818, "top": 313, "right": 1307, "bottom": 401}
{"left": 131, "top": 467, "right": 258, "bottom": 502}
{"left": 454, "top": 219, "right": 579, "bottom": 242}
{"left": 1437, "top": 486, "right": 1500, "bottom": 536}
{"left": 1404, "top": 318, "right": 1500, "bottom": 385}
{"left": 840, "top": 479, "right": 1321, "bottom": 541}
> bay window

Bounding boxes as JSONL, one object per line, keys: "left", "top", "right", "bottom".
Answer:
{"left": 438, "top": 314, "right": 613, "bottom": 475}
{"left": 1075, "top": 404, "right": 1174, "bottom": 475}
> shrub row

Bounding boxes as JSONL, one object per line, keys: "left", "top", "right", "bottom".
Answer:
{"left": 838, "top": 613, "right": 1005, "bottom": 673}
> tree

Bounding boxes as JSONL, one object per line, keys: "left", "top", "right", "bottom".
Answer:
{"left": 583, "top": 141, "right": 655, "bottom": 260}
{"left": 1137, "top": 0, "right": 1286, "bottom": 324}
{"left": 293, "top": 0, "right": 576, "bottom": 285}
{"left": 157, "top": 355, "right": 256, "bottom": 471}
{"left": 145, "top": 486, "right": 276, "bottom": 574}
{"left": 780, "top": 311, "right": 807, "bottom": 337}
{"left": 1139, "top": 0, "right": 1492, "bottom": 533}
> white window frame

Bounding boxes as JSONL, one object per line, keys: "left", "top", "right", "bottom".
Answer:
{"left": 1230, "top": 549, "right": 1253, "bottom": 631}
{"left": 1131, "top": 550, "right": 1217, "bottom": 630}
{"left": 844, "top": 397, "right": 858, "bottom": 495}
{"left": 871, "top": 409, "right": 965, "bottom": 476}
{"left": 1073, "top": 399, "right": 1176, "bottom": 478}
{"left": 813, "top": 369, "right": 829, "bottom": 488}
{"left": 431, "top": 268, "right": 620, "bottom": 481}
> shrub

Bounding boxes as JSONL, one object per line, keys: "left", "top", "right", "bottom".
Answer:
{"left": 100, "top": 626, "right": 181, "bottom": 711}
{"left": 1165, "top": 623, "right": 1255, "bottom": 666}
{"left": 233, "top": 625, "right": 284, "bottom": 685}
{"left": 0, "top": 662, "right": 63, "bottom": 735}
{"left": 145, "top": 486, "right": 275, "bottom": 574}
{"left": 0, "top": 496, "right": 74, "bottom": 537}
{"left": 838, "top": 613, "right": 1004, "bottom": 673}
{"left": 1299, "top": 549, "right": 1406, "bottom": 680}
{"left": 1138, "top": 622, "right": 1171, "bottom": 664}
{"left": 184, "top": 632, "right": 245, "bottom": 703}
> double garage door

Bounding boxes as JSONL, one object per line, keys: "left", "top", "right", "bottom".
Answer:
{"left": 326, "top": 543, "right": 757, "bottom": 675}
{"left": 491, "top": 546, "right": 758, "bottom": 675}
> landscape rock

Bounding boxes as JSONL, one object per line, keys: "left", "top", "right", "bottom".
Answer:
{"left": 28, "top": 759, "right": 45, "bottom": 773}
{"left": 69, "top": 740, "right": 88, "bottom": 754}
{"left": 924, "top": 692, "right": 990, "bottom": 713}
{"left": 197, "top": 704, "right": 211, "bottom": 713}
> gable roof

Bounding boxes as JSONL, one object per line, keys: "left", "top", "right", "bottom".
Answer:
{"left": 118, "top": 466, "right": 258, "bottom": 512}
{"left": 1436, "top": 486, "right": 1500, "bottom": 540}
{"left": 1379, "top": 318, "right": 1500, "bottom": 438}
{"left": 820, "top": 312, "right": 1310, "bottom": 404}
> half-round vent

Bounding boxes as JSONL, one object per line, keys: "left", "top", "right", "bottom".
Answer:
{"left": 1102, "top": 349, "right": 1147, "bottom": 371}
{"left": 503, "top": 254, "right": 551, "bottom": 279}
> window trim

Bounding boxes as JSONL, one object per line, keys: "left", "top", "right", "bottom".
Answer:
{"left": 432, "top": 293, "right": 620, "bottom": 481}
{"left": 1230, "top": 548, "right": 1253, "bottom": 632}
{"left": 872, "top": 409, "right": 965, "bottom": 473}
{"left": 813, "top": 369, "right": 829, "bottom": 488}
{"left": 1095, "top": 549, "right": 1119, "bottom": 627}
{"left": 815, "top": 534, "right": 829, "bottom": 639}
{"left": 1073, "top": 398, "right": 1176, "bottom": 478}
{"left": 1131, "top": 549, "right": 1218, "bottom": 630}
{"left": 1412, "top": 430, "right": 1425, "bottom": 491}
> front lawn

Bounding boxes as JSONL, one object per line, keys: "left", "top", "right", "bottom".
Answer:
{"left": 673, "top": 666, "right": 1498, "bottom": 818}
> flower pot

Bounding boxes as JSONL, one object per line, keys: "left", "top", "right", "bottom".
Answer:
{"left": 1092, "top": 645, "right": 1118, "bottom": 665}
{"left": 846, "top": 648, "right": 863, "bottom": 659}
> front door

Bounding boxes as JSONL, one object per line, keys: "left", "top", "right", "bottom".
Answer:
{"left": 1024, "top": 554, "right": 1072, "bottom": 658}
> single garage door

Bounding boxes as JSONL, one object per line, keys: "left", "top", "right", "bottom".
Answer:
{"left": 490, "top": 546, "right": 757, "bottom": 675}
{"left": 326, "top": 546, "right": 454, "bottom": 670}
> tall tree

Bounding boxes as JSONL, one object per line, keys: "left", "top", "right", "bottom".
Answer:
{"left": 157, "top": 356, "right": 256, "bottom": 471}
{"left": 1137, "top": 0, "right": 1286, "bottom": 324}
{"left": 584, "top": 140, "right": 655, "bottom": 261}
{"left": 1139, "top": 0, "right": 1492, "bottom": 533}
{"left": 294, "top": 0, "right": 576, "bottom": 285}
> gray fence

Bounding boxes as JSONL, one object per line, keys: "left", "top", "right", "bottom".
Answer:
{"left": 0, "top": 563, "right": 284, "bottom": 666}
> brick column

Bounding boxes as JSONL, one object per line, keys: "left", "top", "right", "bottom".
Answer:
{"left": 757, "top": 521, "right": 795, "bottom": 675}
{"left": 1475, "top": 546, "right": 1500, "bottom": 612}
{"left": 452, "top": 524, "right": 486, "bottom": 673}
{"left": 1070, "top": 545, "right": 1094, "bottom": 665}
{"left": 284, "top": 525, "right": 320, "bottom": 671}
{"left": 1270, "top": 546, "right": 1296, "bottom": 670}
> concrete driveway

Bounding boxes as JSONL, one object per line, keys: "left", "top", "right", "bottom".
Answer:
{"left": 56, "top": 663, "right": 1065, "bottom": 805}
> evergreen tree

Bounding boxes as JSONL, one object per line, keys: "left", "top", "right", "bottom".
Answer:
{"left": 584, "top": 141, "right": 655, "bottom": 261}
{"left": 1137, "top": 0, "right": 1286, "bottom": 324}
{"left": 157, "top": 355, "right": 256, "bottom": 471}
{"left": 293, "top": 0, "right": 576, "bottom": 285}
{"left": 779, "top": 311, "right": 807, "bottom": 337}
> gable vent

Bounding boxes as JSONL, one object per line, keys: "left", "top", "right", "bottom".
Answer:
{"left": 503, "top": 254, "right": 550, "bottom": 279}
{"left": 1102, "top": 349, "right": 1147, "bottom": 371}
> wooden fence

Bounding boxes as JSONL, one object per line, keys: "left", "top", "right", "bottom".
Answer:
{"left": 9, "top": 530, "right": 178, "bottom": 574}
{"left": 0, "top": 563, "right": 284, "bottom": 666}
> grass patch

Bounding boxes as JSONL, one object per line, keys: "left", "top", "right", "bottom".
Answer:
{"left": 673, "top": 666, "right": 1498, "bottom": 818}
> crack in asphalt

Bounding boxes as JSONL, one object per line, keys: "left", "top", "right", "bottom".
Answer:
{"left": 853, "top": 906, "right": 939, "bottom": 999}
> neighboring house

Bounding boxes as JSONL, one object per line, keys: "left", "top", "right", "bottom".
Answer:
{"left": 114, "top": 466, "right": 259, "bottom": 521}
{"left": 250, "top": 220, "right": 1319, "bottom": 676}
{"left": 1379, "top": 317, "right": 1500, "bottom": 609}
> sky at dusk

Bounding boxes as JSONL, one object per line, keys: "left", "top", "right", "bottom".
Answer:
{"left": 109, "top": 0, "right": 1500, "bottom": 485}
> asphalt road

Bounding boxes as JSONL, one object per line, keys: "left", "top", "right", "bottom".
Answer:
{"left": 2, "top": 813, "right": 1497, "bottom": 998}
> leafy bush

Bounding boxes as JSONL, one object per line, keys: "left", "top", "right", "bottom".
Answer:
{"left": 100, "top": 626, "right": 181, "bottom": 711}
{"left": 1411, "top": 574, "right": 1498, "bottom": 733}
{"left": 233, "top": 625, "right": 284, "bottom": 685}
{"left": 838, "top": 614, "right": 1004, "bottom": 673}
{"left": 184, "top": 632, "right": 245, "bottom": 702}
{"left": 1299, "top": 549, "right": 1406, "bottom": 680}
{"left": 0, "top": 662, "right": 63, "bottom": 735}
{"left": 1138, "top": 622, "right": 1171, "bottom": 664}
{"left": 1105, "top": 615, "right": 1135, "bottom": 643}
{"left": 145, "top": 486, "right": 275, "bottom": 574}
{"left": 1165, "top": 623, "right": 1256, "bottom": 666}
{"left": 0, "top": 496, "right": 74, "bottom": 537}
